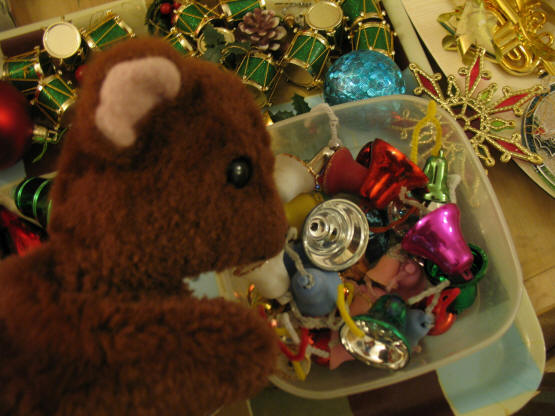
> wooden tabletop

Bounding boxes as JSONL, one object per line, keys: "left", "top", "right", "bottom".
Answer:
{"left": 488, "top": 160, "right": 555, "bottom": 317}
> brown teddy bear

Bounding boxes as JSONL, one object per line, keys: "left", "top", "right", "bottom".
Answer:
{"left": 0, "top": 38, "right": 288, "bottom": 415}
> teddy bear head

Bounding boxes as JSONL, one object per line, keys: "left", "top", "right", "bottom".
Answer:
{"left": 47, "top": 38, "right": 288, "bottom": 291}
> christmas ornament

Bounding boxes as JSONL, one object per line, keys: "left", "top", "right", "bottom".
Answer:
{"left": 13, "top": 177, "right": 53, "bottom": 228}
{"left": 82, "top": 11, "right": 135, "bottom": 52}
{"left": 235, "top": 8, "right": 287, "bottom": 52}
{"left": 160, "top": 2, "right": 172, "bottom": 15}
{"left": 0, "top": 207, "right": 44, "bottom": 256}
{"left": 34, "top": 74, "right": 77, "bottom": 127}
{"left": 74, "top": 64, "right": 87, "bottom": 84}
{"left": 281, "top": 29, "right": 332, "bottom": 89}
{"left": 402, "top": 203, "right": 474, "bottom": 281}
{"left": 304, "top": 0, "right": 345, "bottom": 54}
{"left": 221, "top": 0, "right": 265, "bottom": 24}
{"left": 42, "top": 21, "right": 86, "bottom": 72}
{"left": 146, "top": 0, "right": 174, "bottom": 35}
{"left": 0, "top": 81, "right": 34, "bottom": 170}
{"left": 425, "top": 243, "right": 488, "bottom": 314}
{"left": 323, "top": 50, "right": 405, "bottom": 105}
{"left": 339, "top": 294, "right": 410, "bottom": 370}
{"left": 404, "top": 308, "right": 434, "bottom": 348}
{"left": 284, "top": 192, "right": 324, "bottom": 233}
{"left": 425, "top": 287, "right": 460, "bottom": 336}
{"left": 291, "top": 267, "right": 341, "bottom": 316}
{"left": 30, "top": 126, "right": 67, "bottom": 163}
{"left": 233, "top": 250, "right": 290, "bottom": 299}
{"left": 360, "top": 206, "right": 389, "bottom": 263}
{"left": 2, "top": 47, "right": 51, "bottom": 98}
{"left": 320, "top": 146, "right": 368, "bottom": 195}
{"left": 422, "top": 149, "right": 450, "bottom": 203}
{"left": 273, "top": 153, "right": 316, "bottom": 203}
{"left": 234, "top": 50, "right": 280, "bottom": 108}
{"left": 364, "top": 255, "right": 426, "bottom": 300}
{"left": 521, "top": 82, "right": 555, "bottom": 195}
{"left": 349, "top": 21, "right": 395, "bottom": 58}
{"left": 409, "top": 48, "right": 545, "bottom": 167}
{"left": 359, "top": 139, "right": 428, "bottom": 210}
{"left": 340, "top": 0, "right": 385, "bottom": 29}
{"left": 438, "top": 0, "right": 555, "bottom": 76}
{"left": 302, "top": 198, "right": 369, "bottom": 271}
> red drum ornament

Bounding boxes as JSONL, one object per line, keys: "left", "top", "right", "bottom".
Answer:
{"left": 359, "top": 139, "right": 428, "bottom": 209}
{"left": 0, "top": 81, "right": 34, "bottom": 170}
{"left": 401, "top": 203, "right": 474, "bottom": 281}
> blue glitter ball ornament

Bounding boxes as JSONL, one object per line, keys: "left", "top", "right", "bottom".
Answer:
{"left": 323, "top": 50, "right": 406, "bottom": 105}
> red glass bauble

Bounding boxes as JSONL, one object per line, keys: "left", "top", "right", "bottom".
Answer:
{"left": 0, "top": 81, "right": 34, "bottom": 170}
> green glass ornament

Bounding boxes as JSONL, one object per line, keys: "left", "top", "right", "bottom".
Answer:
{"left": 13, "top": 177, "right": 53, "bottom": 228}
{"left": 423, "top": 149, "right": 450, "bottom": 203}
{"left": 425, "top": 244, "right": 488, "bottom": 314}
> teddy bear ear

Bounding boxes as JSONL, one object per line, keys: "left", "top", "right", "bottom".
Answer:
{"left": 94, "top": 56, "right": 181, "bottom": 148}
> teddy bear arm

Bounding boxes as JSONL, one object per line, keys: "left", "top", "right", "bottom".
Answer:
{"left": 55, "top": 295, "right": 280, "bottom": 415}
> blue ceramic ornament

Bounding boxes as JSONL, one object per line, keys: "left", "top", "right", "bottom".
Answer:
{"left": 291, "top": 267, "right": 342, "bottom": 317}
{"left": 405, "top": 309, "right": 434, "bottom": 349}
{"left": 323, "top": 50, "right": 406, "bottom": 106}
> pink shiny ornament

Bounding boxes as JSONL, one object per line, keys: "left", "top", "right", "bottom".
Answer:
{"left": 359, "top": 139, "right": 428, "bottom": 209}
{"left": 402, "top": 203, "right": 474, "bottom": 280}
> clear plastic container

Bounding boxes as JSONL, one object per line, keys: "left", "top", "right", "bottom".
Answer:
{"left": 218, "top": 86, "right": 523, "bottom": 397}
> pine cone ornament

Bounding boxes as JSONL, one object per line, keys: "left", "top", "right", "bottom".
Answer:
{"left": 236, "top": 8, "right": 287, "bottom": 51}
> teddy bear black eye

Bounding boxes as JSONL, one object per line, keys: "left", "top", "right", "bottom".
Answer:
{"left": 227, "top": 157, "right": 252, "bottom": 188}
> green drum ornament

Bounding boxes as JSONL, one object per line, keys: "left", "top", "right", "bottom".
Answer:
{"left": 304, "top": 0, "right": 346, "bottom": 51}
{"left": 340, "top": 0, "right": 384, "bottom": 27}
{"left": 174, "top": 1, "right": 221, "bottom": 38}
{"left": 350, "top": 21, "right": 395, "bottom": 58}
{"left": 425, "top": 244, "right": 488, "bottom": 314}
{"left": 34, "top": 74, "right": 77, "bottom": 127}
{"left": 340, "top": 294, "right": 410, "bottom": 370}
{"left": 2, "top": 47, "right": 50, "bottom": 97}
{"left": 235, "top": 51, "right": 280, "bottom": 108}
{"left": 82, "top": 11, "right": 135, "bottom": 51}
{"left": 281, "top": 30, "right": 332, "bottom": 89}
{"left": 220, "top": 0, "right": 266, "bottom": 23}
{"left": 163, "top": 28, "right": 196, "bottom": 56}
{"left": 13, "top": 176, "right": 53, "bottom": 228}
{"left": 42, "top": 21, "right": 86, "bottom": 71}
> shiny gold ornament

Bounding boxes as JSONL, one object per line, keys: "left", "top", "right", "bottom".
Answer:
{"left": 439, "top": 0, "right": 555, "bottom": 77}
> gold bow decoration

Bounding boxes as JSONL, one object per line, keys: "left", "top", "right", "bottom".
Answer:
{"left": 439, "top": 0, "right": 555, "bottom": 76}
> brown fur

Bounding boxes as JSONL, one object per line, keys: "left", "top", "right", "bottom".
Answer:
{"left": 0, "top": 38, "right": 288, "bottom": 415}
